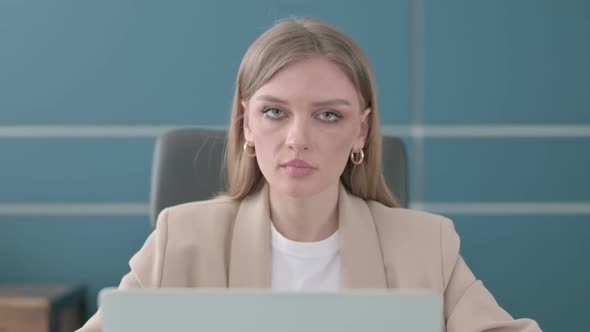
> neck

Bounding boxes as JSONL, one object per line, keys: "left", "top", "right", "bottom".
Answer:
{"left": 269, "top": 182, "right": 339, "bottom": 242}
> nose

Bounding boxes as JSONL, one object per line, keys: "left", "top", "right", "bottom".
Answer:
{"left": 285, "top": 117, "right": 310, "bottom": 151}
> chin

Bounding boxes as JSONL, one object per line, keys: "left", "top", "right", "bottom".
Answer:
{"left": 270, "top": 178, "right": 332, "bottom": 199}
{"left": 275, "top": 184, "right": 316, "bottom": 198}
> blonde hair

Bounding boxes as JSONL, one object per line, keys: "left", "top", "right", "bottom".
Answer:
{"left": 223, "top": 17, "right": 399, "bottom": 207}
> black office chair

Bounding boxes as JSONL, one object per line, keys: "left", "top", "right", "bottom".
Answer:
{"left": 149, "top": 127, "right": 408, "bottom": 228}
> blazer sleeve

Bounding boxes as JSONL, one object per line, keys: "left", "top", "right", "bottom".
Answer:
{"left": 440, "top": 218, "right": 542, "bottom": 332}
{"left": 75, "top": 208, "right": 170, "bottom": 332}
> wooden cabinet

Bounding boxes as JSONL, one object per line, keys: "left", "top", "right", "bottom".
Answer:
{"left": 0, "top": 285, "right": 85, "bottom": 332}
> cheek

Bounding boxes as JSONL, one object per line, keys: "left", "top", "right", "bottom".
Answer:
{"left": 318, "top": 124, "right": 357, "bottom": 160}
{"left": 248, "top": 111, "right": 280, "bottom": 138}
{"left": 248, "top": 116, "right": 280, "bottom": 166}
{"left": 333, "top": 136, "right": 355, "bottom": 164}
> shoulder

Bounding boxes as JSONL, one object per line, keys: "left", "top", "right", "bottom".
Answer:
{"left": 130, "top": 196, "right": 241, "bottom": 287}
{"left": 366, "top": 200, "right": 461, "bottom": 289}
{"left": 156, "top": 195, "right": 241, "bottom": 236}
{"left": 366, "top": 200, "right": 459, "bottom": 255}
{"left": 165, "top": 195, "right": 240, "bottom": 221}
{"left": 367, "top": 200, "right": 454, "bottom": 232}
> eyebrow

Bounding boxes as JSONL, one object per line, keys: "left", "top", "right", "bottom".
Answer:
{"left": 255, "top": 95, "right": 352, "bottom": 107}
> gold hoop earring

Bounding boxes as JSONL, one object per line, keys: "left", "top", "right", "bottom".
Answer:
{"left": 243, "top": 141, "right": 256, "bottom": 157}
{"left": 350, "top": 149, "right": 364, "bottom": 165}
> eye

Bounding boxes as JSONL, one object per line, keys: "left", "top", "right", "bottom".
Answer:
{"left": 261, "top": 107, "right": 286, "bottom": 120}
{"left": 317, "top": 111, "right": 342, "bottom": 122}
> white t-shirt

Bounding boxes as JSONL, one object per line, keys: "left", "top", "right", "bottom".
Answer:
{"left": 271, "top": 223, "right": 341, "bottom": 291}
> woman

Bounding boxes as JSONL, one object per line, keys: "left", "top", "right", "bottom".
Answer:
{"left": 78, "top": 17, "right": 541, "bottom": 331}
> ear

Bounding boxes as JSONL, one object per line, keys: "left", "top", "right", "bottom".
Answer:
{"left": 241, "top": 100, "right": 253, "bottom": 142}
{"left": 356, "top": 107, "right": 372, "bottom": 149}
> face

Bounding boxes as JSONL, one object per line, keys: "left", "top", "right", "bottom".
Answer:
{"left": 243, "top": 56, "right": 371, "bottom": 198}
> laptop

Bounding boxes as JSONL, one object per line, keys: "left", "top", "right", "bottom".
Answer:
{"left": 99, "top": 288, "right": 443, "bottom": 332}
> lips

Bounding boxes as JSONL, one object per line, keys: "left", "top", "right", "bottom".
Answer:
{"left": 280, "top": 159, "right": 317, "bottom": 177}
{"left": 280, "top": 159, "right": 315, "bottom": 169}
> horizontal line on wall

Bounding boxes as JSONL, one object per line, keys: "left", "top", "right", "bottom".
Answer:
{"left": 0, "top": 126, "right": 185, "bottom": 138}
{"left": 0, "top": 125, "right": 589, "bottom": 138}
{"left": 410, "top": 202, "right": 590, "bottom": 215}
{"left": 0, "top": 203, "right": 150, "bottom": 216}
{"left": 381, "top": 125, "right": 590, "bottom": 137}
{"left": 1, "top": 202, "right": 589, "bottom": 216}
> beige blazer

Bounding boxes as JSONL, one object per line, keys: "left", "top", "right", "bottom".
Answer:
{"left": 78, "top": 182, "right": 541, "bottom": 332}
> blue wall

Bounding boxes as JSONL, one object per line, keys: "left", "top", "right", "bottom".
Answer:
{"left": 1, "top": 1, "right": 588, "bottom": 330}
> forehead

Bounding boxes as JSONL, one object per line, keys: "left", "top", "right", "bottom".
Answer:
{"left": 251, "top": 57, "right": 361, "bottom": 106}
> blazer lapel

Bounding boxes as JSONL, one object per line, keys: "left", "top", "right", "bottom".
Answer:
{"left": 228, "top": 181, "right": 388, "bottom": 290}
{"left": 228, "top": 183, "right": 272, "bottom": 288}
{"left": 338, "top": 183, "right": 388, "bottom": 289}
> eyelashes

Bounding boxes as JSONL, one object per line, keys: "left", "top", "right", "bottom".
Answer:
{"left": 260, "top": 107, "right": 343, "bottom": 123}
{"left": 317, "top": 111, "right": 342, "bottom": 122}
{"left": 261, "top": 107, "right": 285, "bottom": 120}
